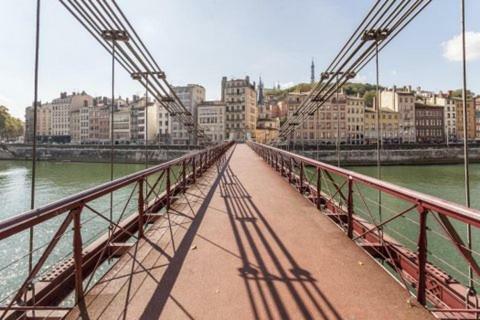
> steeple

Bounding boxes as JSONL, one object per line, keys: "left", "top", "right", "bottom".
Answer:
{"left": 257, "top": 76, "right": 264, "bottom": 106}
{"left": 310, "top": 58, "right": 315, "bottom": 84}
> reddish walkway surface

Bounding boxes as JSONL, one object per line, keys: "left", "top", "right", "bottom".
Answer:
{"left": 67, "top": 144, "right": 432, "bottom": 320}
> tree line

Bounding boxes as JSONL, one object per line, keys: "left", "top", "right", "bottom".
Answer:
{"left": 0, "top": 106, "right": 23, "bottom": 140}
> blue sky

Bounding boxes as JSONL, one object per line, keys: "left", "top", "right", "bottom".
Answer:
{"left": 0, "top": 0, "right": 479, "bottom": 119}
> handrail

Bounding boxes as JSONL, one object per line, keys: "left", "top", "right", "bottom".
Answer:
{"left": 0, "top": 142, "right": 233, "bottom": 240}
{"left": 248, "top": 141, "right": 480, "bottom": 228}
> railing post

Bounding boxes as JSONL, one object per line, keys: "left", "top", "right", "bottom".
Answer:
{"left": 72, "top": 205, "right": 85, "bottom": 305}
{"left": 192, "top": 157, "right": 196, "bottom": 183}
{"left": 299, "top": 161, "right": 304, "bottom": 193}
{"left": 417, "top": 206, "right": 428, "bottom": 306}
{"left": 347, "top": 176, "right": 353, "bottom": 239}
{"left": 182, "top": 159, "right": 187, "bottom": 190}
{"left": 166, "top": 167, "right": 171, "bottom": 211}
{"left": 288, "top": 158, "right": 293, "bottom": 183}
{"left": 138, "top": 178, "right": 144, "bottom": 238}
{"left": 280, "top": 155, "right": 285, "bottom": 176}
{"left": 316, "top": 167, "right": 321, "bottom": 210}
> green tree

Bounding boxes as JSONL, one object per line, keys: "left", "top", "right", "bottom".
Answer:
{"left": 0, "top": 105, "right": 24, "bottom": 140}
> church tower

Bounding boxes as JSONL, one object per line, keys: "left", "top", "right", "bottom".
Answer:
{"left": 257, "top": 76, "right": 264, "bottom": 106}
{"left": 310, "top": 58, "right": 315, "bottom": 84}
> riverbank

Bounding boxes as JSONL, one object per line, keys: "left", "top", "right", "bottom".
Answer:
{"left": 283, "top": 145, "right": 480, "bottom": 166}
{"left": 2, "top": 144, "right": 480, "bottom": 165}
{"left": 0, "top": 144, "right": 199, "bottom": 164}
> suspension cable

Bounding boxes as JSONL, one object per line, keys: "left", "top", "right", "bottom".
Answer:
{"left": 460, "top": 0, "right": 475, "bottom": 304}
{"left": 375, "top": 40, "right": 383, "bottom": 240}
{"left": 109, "top": 39, "right": 116, "bottom": 242}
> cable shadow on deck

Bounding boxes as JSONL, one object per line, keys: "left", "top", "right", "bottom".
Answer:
{"left": 136, "top": 147, "right": 235, "bottom": 319}
{"left": 66, "top": 149, "right": 235, "bottom": 320}
{"left": 220, "top": 164, "right": 343, "bottom": 320}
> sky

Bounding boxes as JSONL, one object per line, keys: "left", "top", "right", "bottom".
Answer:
{"left": 0, "top": 0, "right": 479, "bottom": 119}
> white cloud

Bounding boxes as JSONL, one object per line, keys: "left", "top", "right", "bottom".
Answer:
{"left": 442, "top": 31, "right": 480, "bottom": 62}
{"left": 279, "top": 82, "right": 295, "bottom": 89}
{"left": 352, "top": 73, "right": 367, "bottom": 83}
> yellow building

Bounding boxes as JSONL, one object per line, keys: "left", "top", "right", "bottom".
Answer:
{"left": 364, "top": 108, "right": 399, "bottom": 144}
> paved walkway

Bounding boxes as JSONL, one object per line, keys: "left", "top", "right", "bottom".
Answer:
{"left": 67, "top": 144, "right": 432, "bottom": 320}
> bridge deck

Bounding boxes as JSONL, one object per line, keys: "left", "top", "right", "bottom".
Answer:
{"left": 67, "top": 144, "right": 432, "bottom": 320}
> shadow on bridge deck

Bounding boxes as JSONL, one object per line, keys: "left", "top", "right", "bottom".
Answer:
{"left": 66, "top": 144, "right": 432, "bottom": 320}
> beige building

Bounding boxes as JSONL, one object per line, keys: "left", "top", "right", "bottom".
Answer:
{"left": 112, "top": 100, "right": 129, "bottom": 143}
{"left": 171, "top": 84, "right": 205, "bottom": 145}
{"left": 364, "top": 108, "right": 400, "bottom": 144}
{"left": 222, "top": 76, "right": 257, "bottom": 141}
{"left": 197, "top": 100, "right": 226, "bottom": 143}
{"left": 288, "top": 92, "right": 348, "bottom": 145}
{"left": 381, "top": 88, "right": 416, "bottom": 143}
{"left": 54, "top": 91, "right": 92, "bottom": 143}
{"left": 157, "top": 103, "right": 170, "bottom": 143}
{"left": 285, "top": 92, "right": 309, "bottom": 142}
{"left": 346, "top": 95, "right": 364, "bottom": 145}
{"left": 453, "top": 97, "right": 476, "bottom": 141}
{"left": 37, "top": 103, "right": 52, "bottom": 139}
{"left": 130, "top": 96, "right": 159, "bottom": 144}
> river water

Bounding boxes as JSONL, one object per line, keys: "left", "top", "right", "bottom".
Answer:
{"left": 0, "top": 160, "right": 479, "bottom": 302}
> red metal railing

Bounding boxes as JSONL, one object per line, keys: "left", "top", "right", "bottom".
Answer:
{"left": 0, "top": 141, "right": 232, "bottom": 319}
{"left": 248, "top": 141, "right": 480, "bottom": 320}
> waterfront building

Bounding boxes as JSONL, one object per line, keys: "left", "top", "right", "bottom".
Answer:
{"left": 171, "top": 84, "right": 205, "bottom": 145}
{"left": 112, "top": 99, "right": 129, "bottom": 143}
{"left": 57, "top": 91, "right": 92, "bottom": 143}
{"left": 453, "top": 97, "right": 476, "bottom": 141}
{"left": 285, "top": 92, "right": 309, "bottom": 142}
{"left": 476, "top": 97, "right": 480, "bottom": 140}
{"left": 89, "top": 97, "right": 111, "bottom": 143}
{"left": 157, "top": 104, "right": 170, "bottom": 143}
{"left": 25, "top": 102, "right": 53, "bottom": 143}
{"left": 24, "top": 106, "right": 34, "bottom": 143}
{"left": 197, "top": 100, "right": 226, "bottom": 143}
{"left": 221, "top": 76, "right": 258, "bottom": 141}
{"left": 381, "top": 88, "right": 416, "bottom": 143}
{"left": 414, "top": 102, "right": 445, "bottom": 143}
{"left": 364, "top": 107, "right": 400, "bottom": 144}
{"left": 346, "top": 94, "right": 364, "bottom": 145}
{"left": 129, "top": 95, "right": 159, "bottom": 144}
{"left": 427, "top": 94, "right": 456, "bottom": 143}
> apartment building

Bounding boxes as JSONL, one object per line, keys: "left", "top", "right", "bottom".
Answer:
{"left": 427, "top": 95, "right": 456, "bottom": 143}
{"left": 364, "top": 108, "right": 400, "bottom": 144}
{"left": 415, "top": 102, "right": 445, "bottom": 143}
{"left": 157, "top": 104, "right": 170, "bottom": 143}
{"left": 346, "top": 95, "right": 364, "bottom": 145}
{"left": 54, "top": 92, "right": 92, "bottom": 143}
{"left": 197, "top": 100, "right": 226, "bottom": 143}
{"left": 171, "top": 84, "right": 205, "bottom": 145}
{"left": 285, "top": 92, "right": 309, "bottom": 142}
{"left": 221, "top": 76, "right": 257, "bottom": 141}
{"left": 89, "top": 97, "right": 111, "bottom": 143}
{"left": 381, "top": 88, "right": 416, "bottom": 143}
{"left": 453, "top": 97, "right": 476, "bottom": 141}
{"left": 130, "top": 96, "right": 159, "bottom": 144}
